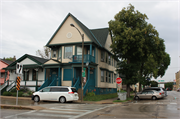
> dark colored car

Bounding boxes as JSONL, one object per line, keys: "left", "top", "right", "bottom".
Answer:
{"left": 177, "top": 88, "right": 180, "bottom": 92}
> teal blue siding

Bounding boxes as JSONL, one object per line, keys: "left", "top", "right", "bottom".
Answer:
{"left": 64, "top": 69, "right": 72, "bottom": 81}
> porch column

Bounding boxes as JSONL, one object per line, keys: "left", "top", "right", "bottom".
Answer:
{"left": 90, "top": 44, "right": 92, "bottom": 55}
{"left": 58, "top": 67, "right": 61, "bottom": 86}
{"left": 88, "top": 66, "right": 90, "bottom": 82}
{"left": 4, "top": 71, "right": 7, "bottom": 83}
{"left": 44, "top": 68, "right": 46, "bottom": 81}
{"left": 34, "top": 68, "right": 38, "bottom": 91}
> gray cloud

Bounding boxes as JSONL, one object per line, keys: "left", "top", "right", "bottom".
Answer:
{"left": 1, "top": 0, "right": 179, "bottom": 82}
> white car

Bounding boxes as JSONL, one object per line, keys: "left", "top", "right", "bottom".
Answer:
{"left": 32, "top": 86, "right": 79, "bottom": 103}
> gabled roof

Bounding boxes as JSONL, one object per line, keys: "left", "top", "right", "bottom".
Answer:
{"left": 0, "top": 59, "right": 13, "bottom": 65}
{"left": 90, "top": 28, "right": 109, "bottom": 47}
{"left": 46, "top": 13, "right": 106, "bottom": 48}
{"left": 5, "top": 54, "right": 49, "bottom": 70}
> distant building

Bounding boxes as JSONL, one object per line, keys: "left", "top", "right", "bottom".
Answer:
{"left": 0, "top": 58, "right": 13, "bottom": 85}
{"left": 175, "top": 71, "right": 180, "bottom": 90}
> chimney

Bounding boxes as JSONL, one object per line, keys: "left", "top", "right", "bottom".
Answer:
{"left": 13, "top": 56, "right": 16, "bottom": 62}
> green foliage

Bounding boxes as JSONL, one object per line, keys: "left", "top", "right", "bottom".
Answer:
{"left": 4, "top": 57, "right": 14, "bottom": 61}
{"left": 150, "top": 81, "right": 158, "bottom": 87}
{"left": 3, "top": 91, "right": 12, "bottom": 96}
{"left": 84, "top": 93, "right": 117, "bottom": 101}
{"left": 165, "top": 82, "right": 173, "bottom": 89}
{"left": 12, "top": 92, "right": 23, "bottom": 97}
{"left": 22, "top": 93, "right": 30, "bottom": 97}
{"left": 86, "top": 92, "right": 96, "bottom": 97}
{"left": 117, "top": 90, "right": 126, "bottom": 93}
{"left": 108, "top": 4, "right": 170, "bottom": 95}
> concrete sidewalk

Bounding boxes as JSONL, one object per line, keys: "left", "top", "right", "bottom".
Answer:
{"left": 0, "top": 96, "right": 124, "bottom": 110}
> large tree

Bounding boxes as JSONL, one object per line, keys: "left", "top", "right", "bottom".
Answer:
{"left": 36, "top": 46, "right": 51, "bottom": 59}
{"left": 109, "top": 4, "right": 170, "bottom": 97}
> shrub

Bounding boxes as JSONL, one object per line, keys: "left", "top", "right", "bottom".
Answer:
{"left": 3, "top": 91, "right": 12, "bottom": 96}
{"left": 117, "top": 90, "right": 126, "bottom": 93}
{"left": 12, "top": 92, "right": 23, "bottom": 97}
{"left": 22, "top": 93, "right": 30, "bottom": 97}
{"left": 86, "top": 92, "right": 96, "bottom": 97}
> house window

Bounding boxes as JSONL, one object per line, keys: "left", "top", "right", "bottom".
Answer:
{"left": 111, "top": 58, "right": 113, "bottom": 66}
{"left": 32, "top": 69, "right": 37, "bottom": 81}
{"left": 1, "top": 73, "right": 4, "bottom": 78}
{"left": 23, "top": 71, "right": 29, "bottom": 81}
{"left": 108, "top": 55, "right": 111, "bottom": 65}
{"left": 114, "top": 74, "right": 117, "bottom": 82}
{"left": 64, "top": 46, "right": 73, "bottom": 59}
{"left": 109, "top": 72, "right": 111, "bottom": 83}
{"left": 106, "top": 53, "right": 108, "bottom": 63}
{"left": 77, "top": 46, "right": 82, "bottom": 55}
{"left": 58, "top": 47, "right": 62, "bottom": 59}
{"left": 101, "top": 70, "right": 104, "bottom": 82}
{"left": 53, "top": 50, "right": 56, "bottom": 58}
{"left": 106, "top": 71, "right": 108, "bottom": 82}
{"left": 101, "top": 51, "right": 105, "bottom": 62}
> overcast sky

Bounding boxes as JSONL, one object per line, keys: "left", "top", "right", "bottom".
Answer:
{"left": 0, "top": 0, "right": 179, "bottom": 82}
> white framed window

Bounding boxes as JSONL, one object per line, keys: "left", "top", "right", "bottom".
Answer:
{"left": 53, "top": 50, "right": 56, "bottom": 58}
{"left": 106, "top": 71, "right": 108, "bottom": 82}
{"left": 77, "top": 46, "right": 82, "bottom": 55}
{"left": 101, "top": 70, "right": 104, "bottom": 82}
{"left": 58, "top": 47, "right": 62, "bottom": 59}
{"left": 64, "top": 46, "right": 73, "bottom": 59}
{"left": 101, "top": 51, "right": 105, "bottom": 62}
{"left": 108, "top": 55, "right": 111, "bottom": 65}
{"left": 109, "top": 72, "right": 111, "bottom": 83}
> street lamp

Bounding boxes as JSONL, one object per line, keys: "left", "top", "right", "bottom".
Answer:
{"left": 70, "top": 24, "right": 84, "bottom": 102}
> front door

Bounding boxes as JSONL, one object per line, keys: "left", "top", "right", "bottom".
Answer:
{"left": 51, "top": 69, "right": 58, "bottom": 86}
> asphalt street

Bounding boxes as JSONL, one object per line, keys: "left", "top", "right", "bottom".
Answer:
{"left": 0, "top": 91, "right": 180, "bottom": 119}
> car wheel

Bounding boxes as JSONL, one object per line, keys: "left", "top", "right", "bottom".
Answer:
{"left": 34, "top": 96, "right": 40, "bottom": 102}
{"left": 135, "top": 96, "right": 139, "bottom": 100}
{"left": 152, "top": 96, "right": 157, "bottom": 100}
{"left": 59, "top": 97, "right": 66, "bottom": 103}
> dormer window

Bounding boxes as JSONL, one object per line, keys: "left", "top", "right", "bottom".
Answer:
{"left": 53, "top": 50, "right": 56, "bottom": 58}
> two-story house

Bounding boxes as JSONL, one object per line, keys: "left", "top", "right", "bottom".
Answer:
{"left": 3, "top": 13, "right": 119, "bottom": 96}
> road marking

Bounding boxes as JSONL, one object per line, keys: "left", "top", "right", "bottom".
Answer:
{"left": 170, "top": 103, "right": 177, "bottom": 105}
{"left": 69, "top": 104, "right": 116, "bottom": 119}
{"left": 50, "top": 107, "right": 90, "bottom": 111}
{"left": 3, "top": 110, "right": 36, "bottom": 119}
{"left": 40, "top": 109, "right": 84, "bottom": 114}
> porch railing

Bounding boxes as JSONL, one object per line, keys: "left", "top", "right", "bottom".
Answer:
{"left": 38, "top": 78, "right": 51, "bottom": 90}
{"left": 0, "top": 81, "right": 8, "bottom": 91}
{"left": 72, "top": 55, "right": 95, "bottom": 63}
{"left": 73, "top": 77, "right": 80, "bottom": 91}
{"left": 6, "top": 81, "right": 16, "bottom": 91}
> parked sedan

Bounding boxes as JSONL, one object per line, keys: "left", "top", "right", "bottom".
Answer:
{"left": 177, "top": 88, "right": 180, "bottom": 92}
{"left": 134, "top": 90, "right": 164, "bottom": 100}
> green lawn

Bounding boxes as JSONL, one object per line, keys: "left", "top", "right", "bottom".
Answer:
{"left": 83, "top": 93, "right": 118, "bottom": 101}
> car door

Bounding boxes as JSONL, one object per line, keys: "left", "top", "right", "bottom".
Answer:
{"left": 138, "top": 91, "right": 147, "bottom": 99}
{"left": 38, "top": 87, "right": 50, "bottom": 100}
{"left": 146, "top": 91, "right": 154, "bottom": 99}
{"left": 49, "top": 88, "right": 61, "bottom": 101}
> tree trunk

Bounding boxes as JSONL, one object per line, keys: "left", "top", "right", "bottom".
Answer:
{"left": 126, "top": 84, "right": 130, "bottom": 98}
{"left": 139, "top": 83, "right": 142, "bottom": 92}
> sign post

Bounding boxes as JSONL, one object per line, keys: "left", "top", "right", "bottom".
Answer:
{"left": 16, "top": 63, "right": 23, "bottom": 105}
{"left": 116, "top": 77, "right": 122, "bottom": 92}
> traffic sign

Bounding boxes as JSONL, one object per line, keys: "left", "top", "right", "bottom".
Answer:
{"left": 16, "top": 63, "right": 23, "bottom": 74}
{"left": 16, "top": 76, "right": 21, "bottom": 90}
{"left": 82, "top": 68, "right": 86, "bottom": 77}
{"left": 116, "top": 77, "right": 122, "bottom": 84}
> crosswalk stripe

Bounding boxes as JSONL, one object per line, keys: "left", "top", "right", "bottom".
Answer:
{"left": 40, "top": 109, "right": 83, "bottom": 114}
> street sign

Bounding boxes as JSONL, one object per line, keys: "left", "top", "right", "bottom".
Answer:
{"left": 116, "top": 77, "right": 122, "bottom": 84}
{"left": 16, "top": 76, "right": 21, "bottom": 90}
{"left": 82, "top": 68, "right": 86, "bottom": 77}
{"left": 16, "top": 63, "right": 23, "bottom": 74}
